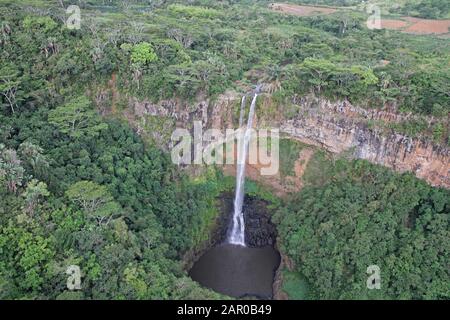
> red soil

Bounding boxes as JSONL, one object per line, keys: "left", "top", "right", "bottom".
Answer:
{"left": 403, "top": 17, "right": 450, "bottom": 34}
{"left": 380, "top": 17, "right": 450, "bottom": 35}
{"left": 380, "top": 19, "right": 409, "bottom": 30}
{"left": 269, "top": 3, "right": 450, "bottom": 36}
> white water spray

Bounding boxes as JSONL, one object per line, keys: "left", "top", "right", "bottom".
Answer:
{"left": 238, "top": 95, "right": 246, "bottom": 128}
{"left": 228, "top": 89, "right": 259, "bottom": 246}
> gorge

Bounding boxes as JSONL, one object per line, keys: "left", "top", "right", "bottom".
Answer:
{"left": 190, "top": 87, "right": 281, "bottom": 298}
{"left": 1, "top": 0, "right": 449, "bottom": 301}
{"left": 130, "top": 88, "right": 449, "bottom": 298}
{"left": 131, "top": 91, "right": 449, "bottom": 190}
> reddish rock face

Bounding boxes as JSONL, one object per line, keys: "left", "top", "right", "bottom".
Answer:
{"left": 130, "top": 92, "right": 450, "bottom": 189}
{"left": 276, "top": 96, "right": 449, "bottom": 189}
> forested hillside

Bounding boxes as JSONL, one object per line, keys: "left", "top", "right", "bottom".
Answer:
{"left": 2, "top": 0, "right": 449, "bottom": 114}
{"left": 0, "top": 3, "right": 231, "bottom": 298}
{"left": 275, "top": 156, "right": 449, "bottom": 299}
{"left": 0, "top": 0, "right": 449, "bottom": 300}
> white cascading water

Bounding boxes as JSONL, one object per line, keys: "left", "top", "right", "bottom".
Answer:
{"left": 228, "top": 90, "right": 259, "bottom": 246}
{"left": 238, "top": 95, "right": 246, "bottom": 128}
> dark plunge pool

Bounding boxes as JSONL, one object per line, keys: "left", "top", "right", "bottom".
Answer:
{"left": 189, "top": 195, "right": 280, "bottom": 299}
{"left": 189, "top": 244, "right": 280, "bottom": 299}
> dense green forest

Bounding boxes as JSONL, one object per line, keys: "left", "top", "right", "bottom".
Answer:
{"left": 275, "top": 154, "right": 449, "bottom": 299}
{"left": 0, "top": 0, "right": 449, "bottom": 300}
{"left": 0, "top": 1, "right": 233, "bottom": 299}
{"left": 2, "top": 0, "right": 448, "bottom": 114}
{"left": 399, "top": 0, "right": 450, "bottom": 19}
{"left": 0, "top": 105, "right": 235, "bottom": 298}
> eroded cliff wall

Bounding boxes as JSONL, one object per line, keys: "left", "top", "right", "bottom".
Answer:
{"left": 129, "top": 92, "right": 449, "bottom": 189}
{"left": 277, "top": 96, "right": 449, "bottom": 188}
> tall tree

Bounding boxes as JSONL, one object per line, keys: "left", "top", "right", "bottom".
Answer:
{"left": 0, "top": 144, "right": 24, "bottom": 194}
{"left": 48, "top": 96, "right": 107, "bottom": 138}
{"left": 22, "top": 179, "right": 50, "bottom": 215}
{"left": 66, "top": 181, "right": 120, "bottom": 226}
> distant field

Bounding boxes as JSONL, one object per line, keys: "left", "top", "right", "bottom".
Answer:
{"left": 379, "top": 16, "right": 450, "bottom": 35}
{"left": 269, "top": 2, "right": 450, "bottom": 36}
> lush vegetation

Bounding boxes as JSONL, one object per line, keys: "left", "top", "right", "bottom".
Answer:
{"left": 0, "top": 108, "right": 231, "bottom": 298}
{"left": 287, "top": 0, "right": 360, "bottom": 7}
{"left": 293, "top": 0, "right": 450, "bottom": 19}
{"left": 275, "top": 156, "right": 449, "bottom": 299}
{"left": 0, "top": 0, "right": 448, "bottom": 300}
{"left": 399, "top": 0, "right": 450, "bottom": 19}
{"left": 0, "top": 2, "right": 233, "bottom": 297}
{"left": 2, "top": 0, "right": 448, "bottom": 115}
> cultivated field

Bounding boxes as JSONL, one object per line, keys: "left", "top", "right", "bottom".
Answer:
{"left": 269, "top": 3, "right": 450, "bottom": 36}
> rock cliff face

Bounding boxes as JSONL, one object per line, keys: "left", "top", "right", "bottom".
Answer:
{"left": 276, "top": 96, "right": 449, "bottom": 188}
{"left": 129, "top": 92, "right": 449, "bottom": 189}
{"left": 243, "top": 197, "right": 278, "bottom": 248}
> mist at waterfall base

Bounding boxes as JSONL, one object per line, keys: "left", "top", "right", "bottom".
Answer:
{"left": 189, "top": 90, "right": 280, "bottom": 299}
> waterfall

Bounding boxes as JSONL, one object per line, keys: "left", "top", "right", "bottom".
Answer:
{"left": 228, "top": 89, "right": 259, "bottom": 246}
{"left": 238, "top": 95, "right": 246, "bottom": 128}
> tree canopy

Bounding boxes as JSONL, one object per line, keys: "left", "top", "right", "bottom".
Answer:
{"left": 275, "top": 157, "right": 450, "bottom": 300}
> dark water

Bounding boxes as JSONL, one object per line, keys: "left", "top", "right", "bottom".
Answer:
{"left": 189, "top": 244, "right": 280, "bottom": 299}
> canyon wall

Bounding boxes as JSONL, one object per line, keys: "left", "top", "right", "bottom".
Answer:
{"left": 276, "top": 96, "right": 449, "bottom": 188}
{"left": 130, "top": 92, "right": 450, "bottom": 189}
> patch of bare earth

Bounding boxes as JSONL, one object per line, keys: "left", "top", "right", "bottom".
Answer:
{"left": 381, "top": 17, "right": 450, "bottom": 35}
{"left": 269, "top": 3, "right": 337, "bottom": 17}
{"left": 403, "top": 17, "right": 450, "bottom": 34}
{"left": 222, "top": 147, "right": 315, "bottom": 198}
{"left": 381, "top": 19, "right": 409, "bottom": 30}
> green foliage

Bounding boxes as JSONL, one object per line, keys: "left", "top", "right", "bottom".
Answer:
{"left": 302, "top": 150, "right": 335, "bottom": 187}
{"left": 18, "top": 141, "right": 49, "bottom": 179}
{"left": 168, "top": 4, "right": 221, "bottom": 19}
{"left": 131, "top": 42, "right": 158, "bottom": 65}
{"left": 0, "top": 224, "right": 54, "bottom": 293}
{"left": 48, "top": 96, "right": 108, "bottom": 138}
{"left": 281, "top": 270, "right": 312, "bottom": 300}
{"left": 432, "top": 123, "right": 444, "bottom": 143}
{"left": 400, "top": 0, "right": 450, "bottom": 19}
{"left": 22, "top": 179, "right": 49, "bottom": 215}
{"left": 0, "top": 144, "right": 24, "bottom": 194}
{"left": 391, "top": 118, "right": 429, "bottom": 138}
{"left": 296, "top": 58, "right": 379, "bottom": 98}
{"left": 279, "top": 139, "right": 304, "bottom": 177}
{"left": 22, "top": 16, "right": 57, "bottom": 33}
{"left": 2, "top": 1, "right": 448, "bottom": 114}
{"left": 0, "top": 107, "right": 226, "bottom": 299}
{"left": 66, "top": 181, "right": 120, "bottom": 226}
{"left": 0, "top": 63, "right": 23, "bottom": 114}
{"left": 275, "top": 159, "right": 450, "bottom": 299}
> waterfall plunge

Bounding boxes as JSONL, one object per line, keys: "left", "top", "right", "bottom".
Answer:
{"left": 228, "top": 91, "right": 258, "bottom": 246}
